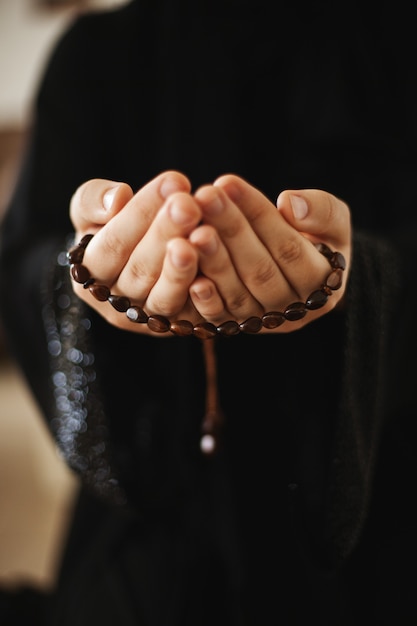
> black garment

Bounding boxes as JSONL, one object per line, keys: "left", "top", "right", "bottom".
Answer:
{"left": 1, "top": 1, "right": 417, "bottom": 624}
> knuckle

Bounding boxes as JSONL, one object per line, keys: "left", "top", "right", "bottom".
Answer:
{"left": 251, "top": 259, "right": 277, "bottom": 287}
{"left": 101, "top": 230, "right": 126, "bottom": 261}
{"left": 227, "top": 289, "right": 251, "bottom": 312}
{"left": 219, "top": 220, "right": 242, "bottom": 239}
{"left": 278, "top": 236, "right": 303, "bottom": 266}
{"left": 129, "top": 259, "right": 152, "bottom": 283}
{"left": 149, "top": 298, "right": 170, "bottom": 316}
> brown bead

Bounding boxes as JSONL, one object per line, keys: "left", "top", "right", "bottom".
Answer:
{"left": 262, "top": 311, "right": 286, "bottom": 329}
{"left": 170, "top": 320, "right": 194, "bottom": 336}
{"left": 284, "top": 302, "right": 307, "bottom": 321}
{"left": 193, "top": 322, "right": 217, "bottom": 339}
{"left": 330, "top": 251, "right": 346, "bottom": 270}
{"left": 217, "top": 320, "right": 240, "bottom": 336}
{"left": 67, "top": 234, "right": 93, "bottom": 263}
{"left": 147, "top": 314, "right": 170, "bottom": 333}
{"left": 67, "top": 245, "right": 85, "bottom": 265}
{"left": 306, "top": 289, "right": 328, "bottom": 310}
{"left": 314, "top": 242, "right": 333, "bottom": 259}
{"left": 68, "top": 235, "right": 346, "bottom": 343}
{"left": 239, "top": 316, "right": 263, "bottom": 334}
{"left": 126, "top": 306, "right": 148, "bottom": 323}
{"left": 89, "top": 283, "right": 110, "bottom": 301}
{"left": 70, "top": 263, "right": 91, "bottom": 284}
{"left": 79, "top": 234, "right": 94, "bottom": 247}
{"left": 326, "top": 268, "right": 344, "bottom": 290}
{"left": 108, "top": 294, "right": 131, "bottom": 312}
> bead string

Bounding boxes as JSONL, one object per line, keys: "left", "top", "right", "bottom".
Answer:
{"left": 67, "top": 234, "right": 346, "bottom": 339}
{"left": 67, "top": 234, "right": 345, "bottom": 455}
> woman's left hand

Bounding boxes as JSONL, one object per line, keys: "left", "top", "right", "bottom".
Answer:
{"left": 187, "top": 174, "right": 351, "bottom": 332}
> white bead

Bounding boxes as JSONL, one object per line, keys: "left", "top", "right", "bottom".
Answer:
{"left": 200, "top": 434, "right": 215, "bottom": 454}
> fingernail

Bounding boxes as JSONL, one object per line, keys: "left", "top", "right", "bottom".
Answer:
{"left": 167, "top": 240, "right": 191, "bottom": 268}
{"left": 192, "top": 283, "right": 213, "bottom": 302}
{"left": 289, "top": 194, "right": 308, "bottom": 220}
{"left": 160, "top": 176, "right": 182, "bottom": 199}
{"left": 103, "top": 186, "right": 119, "bottom": 211}
{"left": 168, "top": 199, "right": 196, "bottom": 226}
{"left": 214, "top": 179, "right": 241, "bottom": 203}
{"left": 203, "top": 194, "right": 223, "bottom": 215}
{"left": 198, "top": 236, "right": 218, "bottom": 256}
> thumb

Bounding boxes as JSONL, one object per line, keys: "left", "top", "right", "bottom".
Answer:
{"left": 276, "top": 189, "right": 351, "bottom": 250}
{"left": 70, "top": 179, "right": 134, "bottom": 233}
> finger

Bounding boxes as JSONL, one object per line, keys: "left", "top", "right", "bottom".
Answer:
{"left": 189, "top": 223, "right": 263, "bottom": 323}
{"left": 189, "top": 275, "right": 230, "bottom": 324}
{"left": 195, "top": 181, "right": 304, "bottom": 311}
{"left": 211, "top": 176, "right": 350, "bottom": 308}
{"left": 213, "top": 174, "right": 321, "bottom": 278}
{"left": 276, "top": 189, "right": 351, "bottom": 295}
{"left": 143, "top": 237, "right": 199, "bottom": 317}
{"left": 70, "top": 237, "right": 200, "bottom": 334}
{"left": 117, "top": 191, "right": 202, "bottom": 301}
{"left": 79, "top": 170, "right": 191, "bottom": 284}
{"left": 276, "top": 188, "right": 351, "bottom": 257}
{"left": 70, "top": 179, "right": 134, "bottom": 232}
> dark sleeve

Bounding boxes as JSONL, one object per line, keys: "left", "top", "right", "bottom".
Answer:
{"left": 321, "top": 226, "right": 417, "bottom": 565}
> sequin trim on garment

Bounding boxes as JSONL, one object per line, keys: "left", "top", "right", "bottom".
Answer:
{"left": 41, "top": 236, "right": 126, "bottom": 505}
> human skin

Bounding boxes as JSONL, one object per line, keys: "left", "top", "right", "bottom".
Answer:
{"left": 69, "top": 170, "right": 351, "bottom": 334}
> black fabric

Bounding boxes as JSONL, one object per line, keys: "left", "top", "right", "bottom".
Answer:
{"left": 1, "top": 0, "right": 417, "bottom": 624}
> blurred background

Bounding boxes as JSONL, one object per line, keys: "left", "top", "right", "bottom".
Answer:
{"left": 0, "top": 0, "right": 129, "bottom": 592}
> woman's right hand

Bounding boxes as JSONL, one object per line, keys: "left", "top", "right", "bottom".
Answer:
{"left": 69, "top": 170, "right": 206, "bottom": 333}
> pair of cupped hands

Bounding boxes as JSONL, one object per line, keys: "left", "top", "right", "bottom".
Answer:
{"left": 70, "top": 170, "right": 351, "bottom": 335}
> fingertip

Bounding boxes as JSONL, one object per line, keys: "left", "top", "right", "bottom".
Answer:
{"left": 213, "top": 174, "right": 244, "bottom": 203}
{"left": 277, "top": 190, "right": 308, "bottom": 221}
{"left": 102, "top": 182, "right": 134, "bottom": 214}
{"left": 70, "top": 178, "right": 132, "bottom": 229}
{"left": 159, "top": 170, "right": 192, "bottom": 199}
{"left": 278, "top": 189, "right": 352, "bottom": 246}
{"left": 289, "top": 194, "right": 309, "bottom": 220}
{"left": 103, "top": 186, "right": 120, "bottom": 211}
{"left": 189, "top": 276, "right": 215, "bottom": 303}
{"left": 189, "top": 224, "right": 218, "bottom": 256}
{"left": 167, "top": 237, "right": 198, "bottom": 270}
{"left": 194, "top": 185, "right": 224, "bottom": 216}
